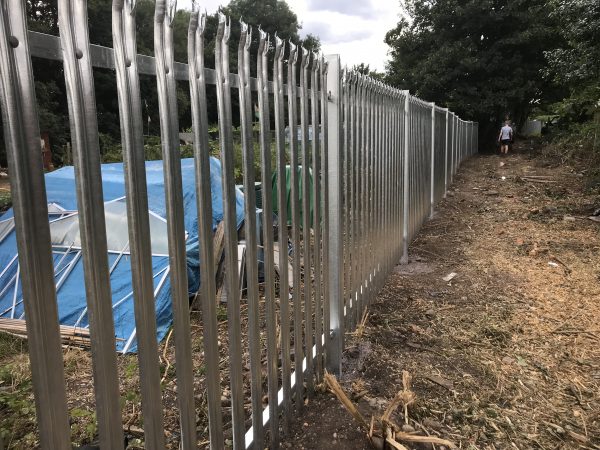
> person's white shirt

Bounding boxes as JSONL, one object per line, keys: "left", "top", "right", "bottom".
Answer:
{"left": 500, "top": 125, "right": 512, "bottom": 140}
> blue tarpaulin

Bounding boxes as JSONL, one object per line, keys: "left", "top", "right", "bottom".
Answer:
{"left": 0, "top": 157, "right": 244, "bottom": 352}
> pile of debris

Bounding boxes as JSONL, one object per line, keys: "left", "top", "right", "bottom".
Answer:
{"left": 324, "top": 371, "right": 457, "bottom": 450}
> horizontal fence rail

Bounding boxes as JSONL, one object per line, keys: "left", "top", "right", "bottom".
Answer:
{"left": 0, "top": 1, "right": 478, "bottom": 449}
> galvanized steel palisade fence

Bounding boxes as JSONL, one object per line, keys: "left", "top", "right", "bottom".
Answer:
{"left": 0, "top": 0, "right": 478, "bottom": 448}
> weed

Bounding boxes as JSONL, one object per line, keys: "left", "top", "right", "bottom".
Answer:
{"left": 0, "top": 334, "right": 26, "bottom": 362}
{"left": 0, "top": 355, "right": 37, "bottom": 448}
{"left": 216, "top": 305, "right": 228, "bottom": 322}
{"left": 0, "top": 192, "right": 11, "bottom": 213}
{"left": 70, "top": 408, "right": 97, "bottom": 445}
{"left": 124, "top": 357, "right": 138, "bottom": 379}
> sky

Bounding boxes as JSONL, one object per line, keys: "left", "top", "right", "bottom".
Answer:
{"left": 177, "top": 0, "right": 403, "bottom": 72}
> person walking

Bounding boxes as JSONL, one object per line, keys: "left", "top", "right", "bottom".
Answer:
{"left": 498, "top": 121, "right": 513, "bottom": 155}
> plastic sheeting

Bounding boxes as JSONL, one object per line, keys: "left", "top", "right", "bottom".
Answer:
{"left": 0, "top": 157, "right": 244, "bottom": 352}
{"left": 271, "top": 165, "right": 314, "bottom": 227}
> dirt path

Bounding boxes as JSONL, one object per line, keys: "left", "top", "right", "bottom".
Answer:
{"left": 281, "top": 146, "right": 600, "bottom": 450}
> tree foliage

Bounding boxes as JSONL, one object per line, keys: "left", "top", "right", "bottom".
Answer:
{"left": 352, "top": 63, "right": 384, "bottom": 81}
{"left": 384, "top": 0, "right": 558, "bottom": 143}
{"left": 541, "top": 0, "right": 600, "bottom": 124}
{"left": 0, "top": 0, "right": 320, "bottom": 166}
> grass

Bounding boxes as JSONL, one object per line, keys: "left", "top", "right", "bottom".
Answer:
{"left": 0, "top": 343, "right": 37, "bottom": 449}
{"left": 0, "top": 192, "right": 11, "bottom": 213}
{"left": 0, "top": 333, "right": 26, "bottom": 361}
{"left": 0, "top": 336, "right": 107, "bottom": 448}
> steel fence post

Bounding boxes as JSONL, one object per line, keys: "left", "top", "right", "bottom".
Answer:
{"left": 348, "top": 72, "right": 357, "bottom": 330}
{"left": 462, "top": 121, "right": 465, "bottom": 164}
{"left": 401, "top": 91, "right": 410, "bottom": 264}
{"left": 356, "top": 75, "right": 365, "bottom": 321}
{"left": 341, "top": 69, "right": 348, "bottom": 331}
{"left": 343, "top": 71, "right": 352, "bottom": 330}
{"left": 473, "top": 122, "right": 476, "bottom": 155}
{"left": 456, "top": 116, "right": 459, "bottom": 174}
{"left": 454, "top": 114, "right": 457, "bottom": 178}
{"left": 444, "top": 108, "right": 449, "bottom": 197}
{"left": 398, "top": 94, "right": 404, "bottom": 259}
{"left": 376, "top": 82, "right": 384, "bottom": 291}
{"left": 456, "top": 119, "right": 465, "bottom": 166}
{"left": 320, "top": 57, "right": 330, "bottom": 374}
{"left": 363, "top": 79, "right": 372, "bottom": 301}
{"left": 393, "top": 90, "right": 400, "bottom": 262}
{"left": 456, "top": 117, "right": 459, "bottom": 173}
{"left": 469, "top": 122, "right": 472, "bottom": 156}
{"left": 325, "top": 54, "right": 343, "bottom": 375}
{"left": 451, "top": 113, "right": 456, "bottom": 182}
{"left": 368, "top": 80, "right": 375, "bottom": 298}
{"left": 429, "top": 102, "right": 435, "bottom": 218}
{"left": 461, "top": 120, "right": 464, "bottom": 165}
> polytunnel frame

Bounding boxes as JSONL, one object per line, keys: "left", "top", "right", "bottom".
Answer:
{"left": 0, "top": 198, "right": 177, "bottom": 351}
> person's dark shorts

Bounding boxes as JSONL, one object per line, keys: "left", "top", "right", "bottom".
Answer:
{"left": 501, "top": 139, "right": 511, "bottom": 145}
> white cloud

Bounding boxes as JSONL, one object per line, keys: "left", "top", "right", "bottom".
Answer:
{"left": 177, "top": 0, "right": 401, "bottom": 71}
{"left": 301, "top": 17, "right": 373, "bottom": 45}
{"left": 305, "top": 0, "right": 379, "bottom": 20}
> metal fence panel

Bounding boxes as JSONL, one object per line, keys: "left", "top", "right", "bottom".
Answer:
{"left": 0, "top": 5, "right": 479, "bottom": 448}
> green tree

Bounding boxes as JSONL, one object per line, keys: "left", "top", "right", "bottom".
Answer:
{"left": 541, "top": 0, "right": 600, "bottom": 124}
{"left": 352, "top": 63, "right": 384, "bottom": 81}
{"left": 202, "top": 0, "right": 321, "bottom": 125}
{"left": 222, "top": 0, "right": 321, "bottom": 78}
{"left": 0, "top": 0, "right": 320, "bottom": 165}
{"left": 26, "top": 0, "right": 59, "bottom": 34}
{"left": 385, "top": 0, "right": 558, "bottom": 145}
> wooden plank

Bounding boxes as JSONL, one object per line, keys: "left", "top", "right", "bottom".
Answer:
{"left": 0, "top": 318, "right": 91, "bottom": 347}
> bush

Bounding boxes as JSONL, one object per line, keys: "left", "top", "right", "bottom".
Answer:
{"left": 90, "top": 127, "right": 283, "bottom": 186}
{"left": 542, "top": 116, "right": 600, "bottom": 170}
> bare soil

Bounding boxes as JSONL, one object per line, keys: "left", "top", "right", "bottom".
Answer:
{"left": 281, "top": 144, "right": 600, "bottom": 450}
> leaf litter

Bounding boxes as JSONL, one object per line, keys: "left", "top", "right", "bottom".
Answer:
{"left": 281, "top": 145, "right": 600, "bottom": 449}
